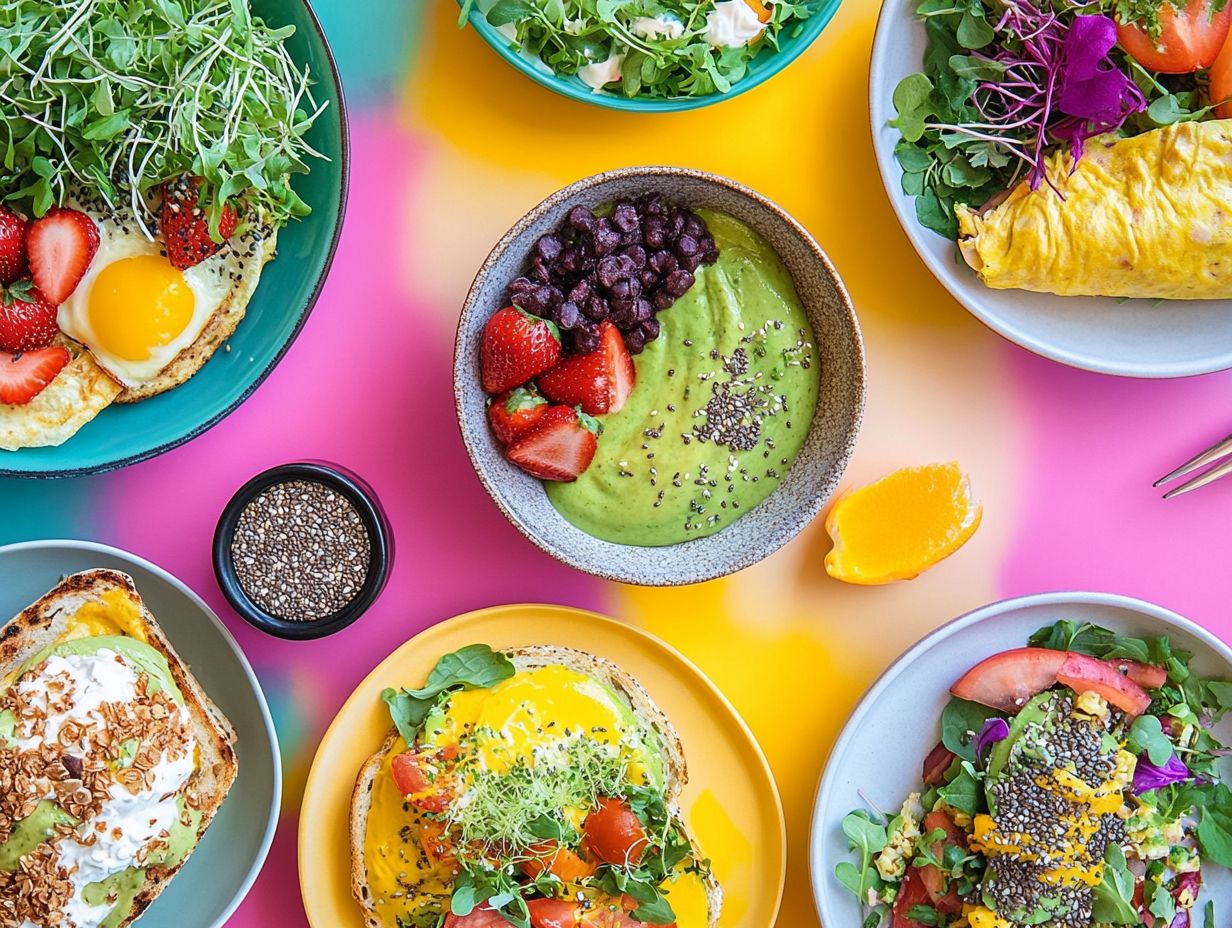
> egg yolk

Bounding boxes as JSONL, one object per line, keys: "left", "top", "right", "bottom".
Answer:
{"left": 88, "top": 255, "right": 193, "bottom": 361}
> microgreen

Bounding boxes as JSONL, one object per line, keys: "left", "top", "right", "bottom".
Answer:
{"left": 460, "top": 0, "right": 817, "bottom": 99}
{"left": 0, "top": 0, "right": 328, "bottom": 237}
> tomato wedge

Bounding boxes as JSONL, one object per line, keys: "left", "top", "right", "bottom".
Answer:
{"left": 950, "top": 648, "right": 1068, "bottom": 712}
{"left": 918, "top": 811, "right": 965, "bottom": 916}
{"left": 526, "top": 899, "right": 672, "bottom": 928}
{"left": 1056, "top": 652, "right": 1152, "bottom": 717}
{"left": 1107, "top": 657, "right": 1167, "bottom": 690}
{"left": 583, "top": 798, "right": 649, "bottom": 867}
{"left": 1213, "top": 26, "right": 1232, "bottom": 116}
{"left": 1117, "top": 0, "right": 1232, "bottom": 73}
{"left": 521, "top": 841, "right": 598, "bottom": 882}
{"left": 922, "top": 742, "right": 957, "bottom": 787}
{"left": 891, "top": 866, "right": 933, "bottom": 928}
{"left": 390, "top": 749, "right": 454, "bottom": 813}
{"left": 446, "top": 906, "right": 510, "bottom": 928}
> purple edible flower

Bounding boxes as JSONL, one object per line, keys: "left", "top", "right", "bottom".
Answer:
{"left": 1132, "top": 752, "right": 1192, "bottom": 794}
{"left": 1053, "top": 15, "right": 1147, "bottom": 160}
{"left": 976, "top": 717, "right": 1011, "bottom": 759}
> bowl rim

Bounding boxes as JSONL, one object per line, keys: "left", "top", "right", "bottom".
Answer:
{"left": 453, "top": 165, "right": 866, "bottom": 586}
{"left": 4, "top": 0, "right": 352, "bottom": 479}
{"left": 868, "top": 0, "right": 1232, "bottom": 379}
{"left": 807, "top": 589, "right": 1232, "bottom": 925}
{"left": 212, "top": 461, "right": 393, "bottom": 640}
{"left": 463, "top": 0, "right": 844, "bottom": 113}
{"left": 0, "top": 536, "right": 283, "bottom": 928}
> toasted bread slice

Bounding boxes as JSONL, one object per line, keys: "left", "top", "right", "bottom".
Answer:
{"left": 348, "top": 645, "right": 722, "bottom": 928}
{"left": 0, "top": 569, "right": 238, "bottom": 928}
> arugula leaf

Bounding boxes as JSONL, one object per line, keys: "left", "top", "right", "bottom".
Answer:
{"left": 631, "top": 894, "right": 677, "bottom": 925}
{"left": 381, "top": 644, "right": 514, "bottom": 743}
{"left": 940, "top": 697, "right": 999, "bottom": 763}
{"left": 1028, "top": 620, "right": 1117, "bottom": 656}
{"left": 907, "top": 904, "right": 943, "bottom": 926}
{"left": 1127, "top": 714, "right": 1174, "bottom": 766}
{"left": 1205, "top": 901, "right": 1215, "bottom": 928}
{"left": 1093, "top": 843, "right": 1140, "bottom": 925}
{"left": 956, "top": 9, "right": 994, "bottom": 48}
{"left": 1144, "top": 879, "right": 1176, "bottom": 925}
{"left": 843, "top": 810, "right": 890, "bottom": 856}
{"left": 835, "top": 811, "right": 888, "bottom": 905}
{"left": 1198, "top": 787, "right": 1232, "bottom": 867}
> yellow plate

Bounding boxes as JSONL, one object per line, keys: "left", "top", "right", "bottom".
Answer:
{"left": 298, "top": 603, "right": 786, "bottom": 928}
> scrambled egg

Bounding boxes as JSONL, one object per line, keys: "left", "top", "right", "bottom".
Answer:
{"left": 957, "top": 120, "right": 1232, "bottom": 299}
{"left": 875, "top": 792, "right": 924, "bottom": 881}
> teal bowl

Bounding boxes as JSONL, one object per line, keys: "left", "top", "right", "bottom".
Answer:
{"left": 1, "top": 0, "right": 348, "bottom": 478}
{"left": 464, "top": 0, "right": 843, "bottom": 112}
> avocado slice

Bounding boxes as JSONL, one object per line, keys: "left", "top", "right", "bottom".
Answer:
{"left": 985, "top": 691, "right": 1055, "bottom": 787}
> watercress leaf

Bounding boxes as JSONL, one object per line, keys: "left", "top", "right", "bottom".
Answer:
{"left": 895, "top": 141, "right": 934, "bottom": 174}
{"left": 948, "top": 53, "right": 1004, "bottom": 80}
{"left": 889, "top": 73, "right": 935, "bottom": 143}
{"left": 1128, "top": 715, "right": 1174, "bottom": 766}
{"left": 902, "top": 171, "right": 926, "bottom": 196}
{"left": 486, "top": 0, "right": 538, "bottom": 27}
{"left": 916, "top": 189, "right": 957, "bottom": 239}
{"left": 956, "top": 10, "right": 994, "bottom": 48}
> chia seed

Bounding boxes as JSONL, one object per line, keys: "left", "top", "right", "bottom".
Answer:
{"left": 230, "top": 480, "right": 370, "bottom": 621}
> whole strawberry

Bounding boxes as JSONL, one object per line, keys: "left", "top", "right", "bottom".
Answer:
{"left": 480, "top": 306, "right": 562, "bottom": 394}
{"left": 161, "top": 176, "right": 239, "bottom": 270}
{"left": 0, "top": 206, "right": 27, "bottom": 285}
{"left": 0, "top": 280, "right": 59, "bottom": 352}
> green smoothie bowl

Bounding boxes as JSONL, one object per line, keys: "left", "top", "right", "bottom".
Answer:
{"left": 461, "top": 0, "right": 843, "bottom": 112}
{"left": 0, "top": 0, "right": 348, "bottom": 478}
{"left": 454, "top": 167, "right": 865, "bottom": 586}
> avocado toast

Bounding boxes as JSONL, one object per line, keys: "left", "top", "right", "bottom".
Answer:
{"left": 350, "top": 644, "right": 719, "bottom": 928}
{"left": 0, "top": 570, "right": 237, "bottom": 928}
{"left": 835, "top": 620, "right": 1232, "bottom": 928}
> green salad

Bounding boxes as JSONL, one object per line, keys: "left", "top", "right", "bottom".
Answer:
{"left": 0, "top": 0, "right": 327, "bottom": 235}
{"left": 460, "top": 0, "right": 818, "bottom": 98}
{"left": 836, "top": 620, "right": 1232, "bottom": 928}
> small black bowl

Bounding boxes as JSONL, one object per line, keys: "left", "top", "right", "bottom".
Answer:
{"left": 213, "top": 462, "right": 393, "bottom": 640}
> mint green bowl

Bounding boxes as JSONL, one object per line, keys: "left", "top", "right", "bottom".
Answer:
{"left": 465, "top": 0, "right": 843, "bottom": 112}
{"left": 1, "top": 0, "right": 348, "bottom": 478}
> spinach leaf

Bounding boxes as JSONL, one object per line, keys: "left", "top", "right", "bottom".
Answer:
{"left": 381, "top": 644, "right": 514, "bottom": 743}
{"left": 940, "top": 697, "right": 999, "bottom": 763}
{"left": 938, "top": 766, "right": 980, "bottom": 817}
{"left": 1127, "top": 714, "right": 1174, "bottom": 766}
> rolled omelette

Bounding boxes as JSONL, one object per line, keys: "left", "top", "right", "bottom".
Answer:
{"left": 956, "top": 119, "right": 1232, "bottom": 300}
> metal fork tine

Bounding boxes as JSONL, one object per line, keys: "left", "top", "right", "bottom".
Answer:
{"left": 1162, "top": 455, "right": 1232, "bottom": 499}
{"left": 1154, "top": 432, "right": 1232, "bottom": 487}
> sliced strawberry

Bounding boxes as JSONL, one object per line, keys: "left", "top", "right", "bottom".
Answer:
{"left": 161, "top": 176, "right": 239, "bottom": 270}
{"left": 487, "top": 386, "right": 548, "bottom": 445}
{"left": 1108, "top": 658, "right": 1168, "bottom": 690}
{"left": 537, "top": 321, "right": 636, "bottom": 415}
{"left": 0, "top": 347, "right": 70, "bottom": 406}
{"left": 0, "top": 281, "right": 58, "bottom": 352}
{"left": 506, "top": 405, "right": 600, "bottom": 482}
{"left": 26, "top": 207, "right": 98, "bottom": 305}
{"left": 480, "top": 306, "right": 562, "bottom": 394}
{"left": 0, "top": 206, "right": 27, "bottom": 284}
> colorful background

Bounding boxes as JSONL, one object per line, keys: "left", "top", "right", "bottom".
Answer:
{"left": 2, "top": 2, "right": 1231, "bottom": 926}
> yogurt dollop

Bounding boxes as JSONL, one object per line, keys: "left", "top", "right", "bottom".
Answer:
{"left": 705, "top": 0, "right": 768, "bottom": 48}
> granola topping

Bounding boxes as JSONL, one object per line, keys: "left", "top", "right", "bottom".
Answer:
{"left": 0, "top": 648, "right": 197, "bottom": 928}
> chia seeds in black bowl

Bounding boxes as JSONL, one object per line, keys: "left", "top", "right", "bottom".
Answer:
{"left": 213, "top": 462, "right": 392, "bottom": 640}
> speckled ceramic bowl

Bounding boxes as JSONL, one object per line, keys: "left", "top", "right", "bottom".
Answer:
{"left": 454, "top": 167, "right": 865, "bottom": 586}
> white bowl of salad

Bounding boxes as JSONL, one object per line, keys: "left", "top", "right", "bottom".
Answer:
{"left": 871, "top": 0, "right": 1232, "bottom": 377}
{"left": 810, "top": 590, "right": 1232, "bottom": 928}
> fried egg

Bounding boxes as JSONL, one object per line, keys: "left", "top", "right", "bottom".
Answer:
{"left": 57, "top": 204, "right": 243, "bottom": 390}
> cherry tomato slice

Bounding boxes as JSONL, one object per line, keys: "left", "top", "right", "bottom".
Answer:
{"left": 390, "top": 749, "right": 453, "bottom": 813}
{"left": 520, "top": 841, "right": 599, "bottom": 882}
{"left": 583, "top": 798, "right": 649, "bottom": 867}
{"left": 1117, "top": 0, "right": 1231, "bottom": 73}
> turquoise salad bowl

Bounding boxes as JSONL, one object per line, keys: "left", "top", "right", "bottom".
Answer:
{"left": 2, "top": 0, "right": 348, "bottom": 478}
{"left": 462, "top": 0, "right": 844, "bottom": 112}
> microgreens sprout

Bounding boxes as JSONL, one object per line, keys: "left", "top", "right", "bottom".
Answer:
{"left": 0, "top": 0, "right": 328, "bottom": 238}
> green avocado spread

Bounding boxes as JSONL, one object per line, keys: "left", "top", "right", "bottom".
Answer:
{"left": 546, "top": 209, "right": 820, "bottom": 546}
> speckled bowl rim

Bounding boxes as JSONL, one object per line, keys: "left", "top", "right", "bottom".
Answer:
{"left": 454, "top": 166, "right": 866, "bottom": 586}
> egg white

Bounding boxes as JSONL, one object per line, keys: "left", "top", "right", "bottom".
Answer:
{"left": 57, "top": 205, "right": 242, "bottom": 389}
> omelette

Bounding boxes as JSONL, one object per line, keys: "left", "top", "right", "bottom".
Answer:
{"left": 957, "top": 119, "right": 1232, "bottom": 300}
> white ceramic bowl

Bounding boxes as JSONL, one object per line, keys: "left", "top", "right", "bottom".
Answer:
{"left": 810, "top": 591, "right": 1232, "bottom": 926}
{"left": 870, "top": 0, "right": 1232, "bottom": 378}
{"left": 0, "top": 539, "right": 281, "bottom": 928}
